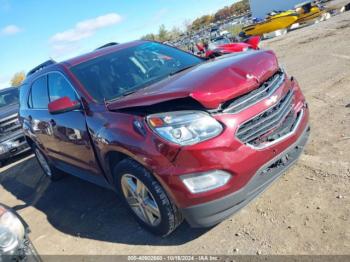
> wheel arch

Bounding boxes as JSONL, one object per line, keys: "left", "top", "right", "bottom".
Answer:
{"left": 104, "top": 149, "right": 151, "bottom": 187}
{"left": 104, "top": 149, "right": 179, "bottom": 206}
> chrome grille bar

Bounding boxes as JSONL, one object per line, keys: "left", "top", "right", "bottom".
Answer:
{"left": 236, "top": 90, "right": 294, "bottom": 144}
{"left": 0, "top": 113, "right": 21, "bottom": 135}
{"left": 223, "top": 70, "right": 285, "bottom": 114}
{"left": 0, "top": 113, "right": 18, "bottom": 125}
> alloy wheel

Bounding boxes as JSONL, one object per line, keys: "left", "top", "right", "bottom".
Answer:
{"left": 121, "top": 174, "right": 161, "bottom": 226}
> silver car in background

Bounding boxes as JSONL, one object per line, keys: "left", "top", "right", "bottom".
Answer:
{"left": 0, "top": 87, "right": 30, "bottom": 167}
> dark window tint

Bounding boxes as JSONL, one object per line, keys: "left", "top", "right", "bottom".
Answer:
{"left": 48, "top": 73, "right": 77, "bottom": 102}
{"left": 31, "top": 76, "right": 49, "bottom": 109}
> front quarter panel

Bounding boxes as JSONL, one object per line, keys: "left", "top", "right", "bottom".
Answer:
{"left": 85, "top": 106, "right": 181, "bottom": 196}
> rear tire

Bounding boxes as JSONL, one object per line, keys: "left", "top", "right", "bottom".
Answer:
{"left": 113, "top": 158, "right": 183, "bottom": 236}
{"left": 33, "top": 145, "right": 63, "bottom": 181}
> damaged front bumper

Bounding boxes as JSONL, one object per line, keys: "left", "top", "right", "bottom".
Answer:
{"left": 181, "top": 125, "right": 310, "bottom": 228}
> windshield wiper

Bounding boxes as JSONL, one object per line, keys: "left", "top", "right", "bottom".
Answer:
{"left": 120, "top": 89, "right": 138, "bottom": 97}
{"left": 169, "top": 64, "right": 197, "bottom": 76}
{"left": 105, "top": 89, "right": 139, "bottom": 105}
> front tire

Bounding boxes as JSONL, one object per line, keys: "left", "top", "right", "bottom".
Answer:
{"left": 113, "top": 158, "right": 183, "bottom": 236}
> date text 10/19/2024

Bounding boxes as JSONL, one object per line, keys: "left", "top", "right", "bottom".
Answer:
{"left": 128, "top": 256, "right": 221, "bottom": 261}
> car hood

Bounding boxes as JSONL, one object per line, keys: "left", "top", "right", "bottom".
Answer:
{"left": 0, "top": 103, "right": 18, "bottom": 119}
{"left": 107, "top": 50, "right": 278, "bottom": 110}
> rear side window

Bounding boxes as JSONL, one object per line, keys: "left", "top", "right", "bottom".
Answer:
{"left": 30, "top": 76, "right": 49, "bottom": 109}
{"left": 48, "top": 73, "right": 77, "bottom": 102}
{"left": 19, "top": 84, "right": 27, "bottom": 110}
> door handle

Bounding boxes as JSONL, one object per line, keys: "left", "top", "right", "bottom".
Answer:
{"left": 49, "top": 119, "right": 56, "bottom": 127}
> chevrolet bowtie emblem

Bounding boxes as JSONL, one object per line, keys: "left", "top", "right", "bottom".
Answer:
{"left": 266, "top": 95, "right": 279, "bottom": 106}
{"left": 246, "top": 73, "right": 259, "bottom": 83}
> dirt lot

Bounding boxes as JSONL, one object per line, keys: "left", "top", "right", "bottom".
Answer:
{"left": 1, "top": 11, "right": 350, "bottom": 256}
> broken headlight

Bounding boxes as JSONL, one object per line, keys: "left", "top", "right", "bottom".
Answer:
{"left": 147, "top": 111, "right": 223, "bottom": 146}
{"left": 0, "top": 205, "right": 25, "bottom": 255}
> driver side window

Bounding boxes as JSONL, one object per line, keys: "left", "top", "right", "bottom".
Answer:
{"left": 48, "top": 73, "right": 77, "bottom": 102}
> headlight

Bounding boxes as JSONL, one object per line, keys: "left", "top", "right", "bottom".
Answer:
{"left": 0, "top": 205, "right": 25, "bottom": 255}
{"left": 0, "top": 144, "right": 9, "bottom": 154}
{"left": 0, "top": 226, "right": 18, "bottom": 254}
{"left": 181, "top": 170, "right": 231, "bottom": 193}
{"left": 242, "top": 47, "right": 249, "bottom": 52}
{"left": 147, "top": 111, "right": 223, "bottom": 146}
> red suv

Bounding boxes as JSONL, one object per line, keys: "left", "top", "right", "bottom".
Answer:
{"left": 19, "top": 41, "right": 309, "bottom": 236}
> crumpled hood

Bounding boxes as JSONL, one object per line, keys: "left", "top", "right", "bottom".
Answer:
{"left": 107, "top": 50, "right": 278, "bottom": 110}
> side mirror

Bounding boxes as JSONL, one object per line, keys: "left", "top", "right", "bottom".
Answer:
{"left": 48, "top": 96, "right": 81, "bottom": 114}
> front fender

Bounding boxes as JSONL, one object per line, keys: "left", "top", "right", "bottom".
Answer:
{"left": 86, "top": 110, "right": 180, "bottom": 188}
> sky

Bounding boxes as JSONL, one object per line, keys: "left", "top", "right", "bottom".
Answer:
{"left": 0, "top": 0, "right": 239, "bottom": 89}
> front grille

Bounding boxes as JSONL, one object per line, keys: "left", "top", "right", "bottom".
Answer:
{"left": 236, "top": 90, "right": 295, "bottom": 146}
{"left": 0, "top": 113, "right": 21, "bottom": 136}
{"left": 222, "top": 69, "right": 285, "bottom": 114}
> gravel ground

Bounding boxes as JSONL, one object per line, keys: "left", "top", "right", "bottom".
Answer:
{"left": 0, "top": 10, "right": 349, "bottom": 256}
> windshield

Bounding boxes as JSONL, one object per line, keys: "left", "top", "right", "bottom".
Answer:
{"left": 0, "top": 89, "right": 19, "bottom": 108}
{"left": 71, "top": 42, "right": 203, "bottom": 102}
{"left": 208, "top": 38, "right": 231, "bottom": 50}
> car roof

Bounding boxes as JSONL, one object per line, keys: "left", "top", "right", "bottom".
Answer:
{"left": 62, "top": 40, "right": 146, "bottom": 68}
{"left": 0, "top": 87, "right": 19, "bottom": 93}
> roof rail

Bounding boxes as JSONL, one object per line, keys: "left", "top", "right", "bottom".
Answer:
{"left": 27, "top": 59, "right": 56, "bottom": 77}
{"left": 95, "top": 42, "right": 119, "bottom": 50}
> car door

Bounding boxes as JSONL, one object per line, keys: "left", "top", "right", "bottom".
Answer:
{"left": 45, "top": 72, "right": 102, "bottom": 179}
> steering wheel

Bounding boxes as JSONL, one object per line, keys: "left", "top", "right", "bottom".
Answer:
{"left": 147, "top": 65, "right": 161, "bottom": 78}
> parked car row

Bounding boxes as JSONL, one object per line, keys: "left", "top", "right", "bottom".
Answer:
{"left": 15, "top": 40, "right": 309, "bottom": 236}
{"left": 203, "top": 35, "right": 260, "bottom": 58}
{"left": 170, "top": 13, "right": 253, "bottom": 52}
{"left": 171, "top": 0, "right": 337, "bottom": 57}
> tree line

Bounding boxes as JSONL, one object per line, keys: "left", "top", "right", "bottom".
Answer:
{"left": 141, "top": 0, "right": 250, "bottom": 42}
